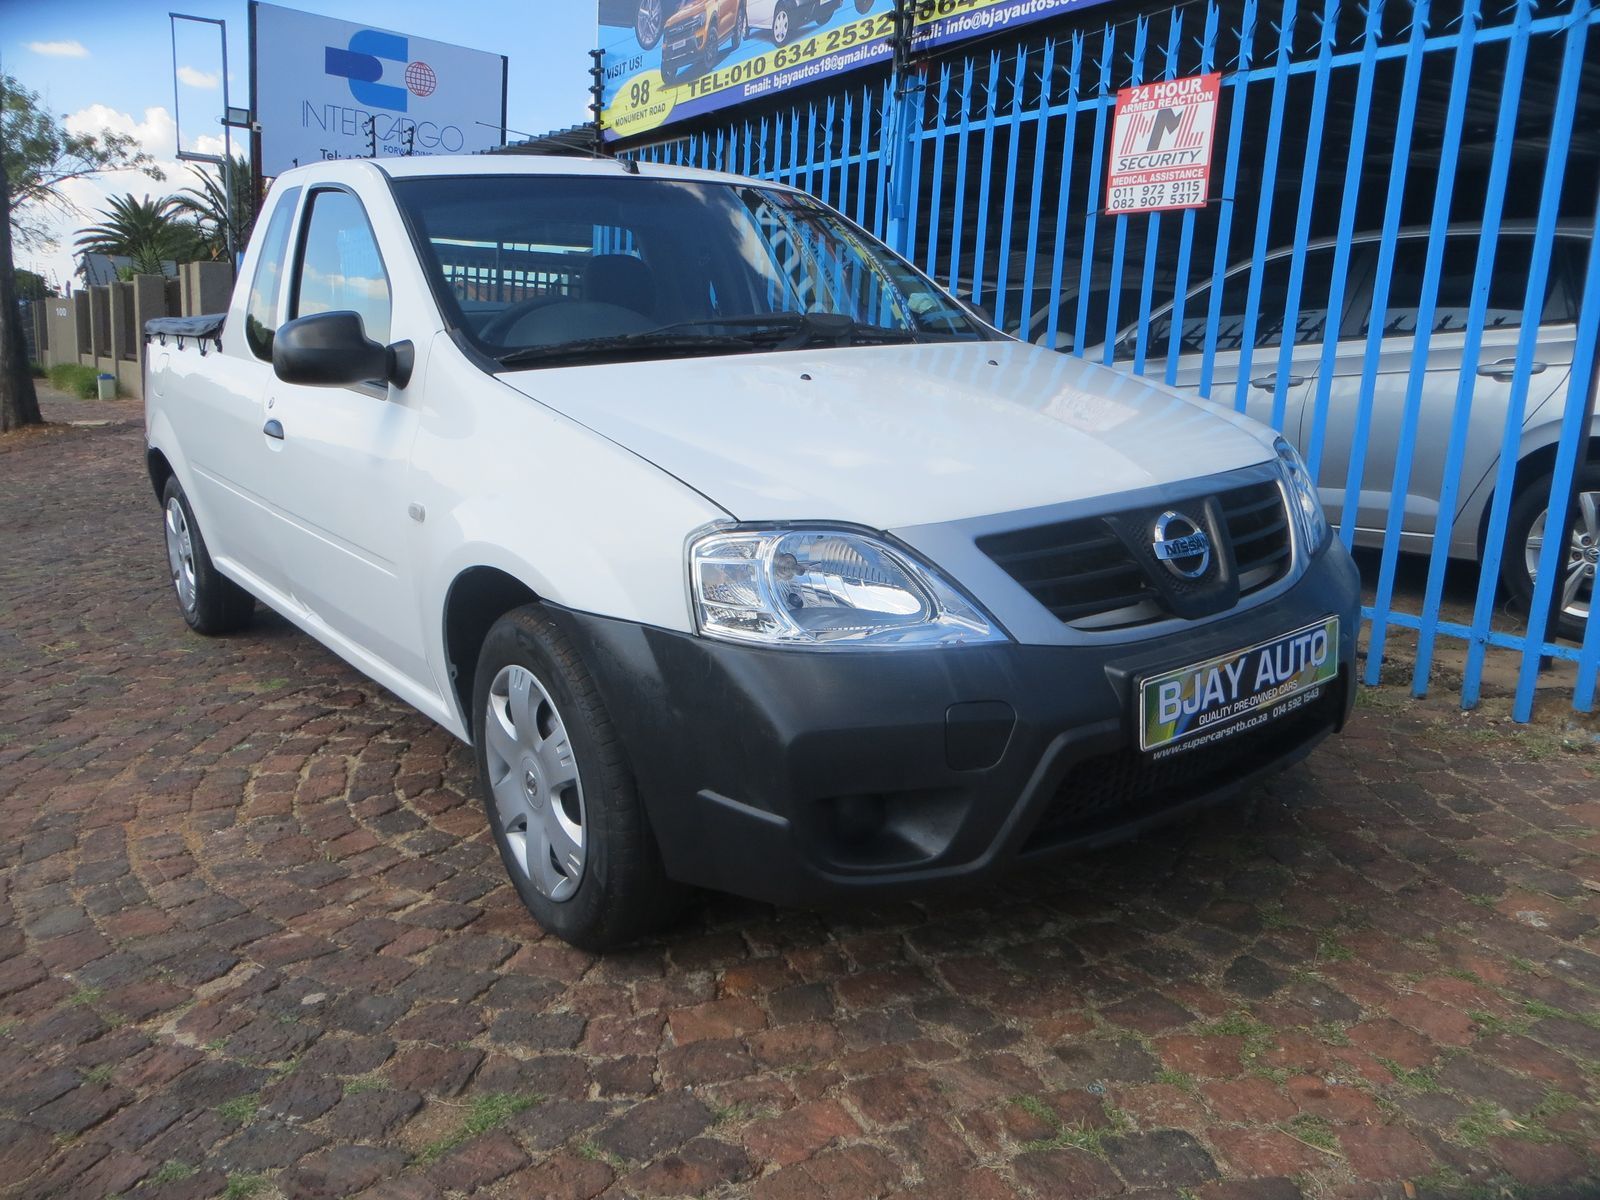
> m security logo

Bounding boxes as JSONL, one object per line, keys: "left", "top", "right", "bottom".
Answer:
{"left": 326, "top": 30, "right": 417, "bottom": 112}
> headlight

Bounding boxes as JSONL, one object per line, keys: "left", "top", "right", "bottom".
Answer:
{"left": 689, "top": 527, "right": 1007, "bottom": 648}
{"left": 1274, "top": 437, "right": 1330, "bottom": 553}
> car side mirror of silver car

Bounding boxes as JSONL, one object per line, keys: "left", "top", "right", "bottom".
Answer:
{"left": 272, "top": 311, "right": 413, "bottom": 390}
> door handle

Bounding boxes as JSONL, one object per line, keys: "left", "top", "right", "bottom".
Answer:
{"left": 263, "top": 419, "right": 285, "bottom": 440}
{"left": 1251, "top": 374, "right": 1308, "bottom": 390}
{"left": 1477, "top": 358, "right": 1547, "bottom": 380}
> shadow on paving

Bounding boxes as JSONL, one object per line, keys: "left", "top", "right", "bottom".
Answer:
{"left": 0, "top": 405, "right": 1596, "bottom": 1200}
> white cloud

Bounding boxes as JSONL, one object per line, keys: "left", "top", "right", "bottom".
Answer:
{"left": 27, "top": 39, "right": 89, "bottom": 58}
{"left": 37, "top": 105, "right": 233, "bottom": 288}
{"left": 177, "top": 65, "right": 220, "bottom": 89}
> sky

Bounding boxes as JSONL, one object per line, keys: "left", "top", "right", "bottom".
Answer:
{"left": 1, "top": 0, "right": 599, "bottom": 288}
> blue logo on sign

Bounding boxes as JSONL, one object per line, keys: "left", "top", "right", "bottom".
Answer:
{"left": 325, "top": 30, "right": 409, "bottom": 112}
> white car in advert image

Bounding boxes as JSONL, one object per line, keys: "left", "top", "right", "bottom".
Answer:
{"left": 143, "top": 155, "right": 1360, "bottom": 950}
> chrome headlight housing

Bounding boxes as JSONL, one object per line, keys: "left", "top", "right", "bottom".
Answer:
{"left": 689, "top": 526, "right": 1008, "bottom": 649}
{"left": 1275, "top": 437, "right": 1330, "bottom": 553}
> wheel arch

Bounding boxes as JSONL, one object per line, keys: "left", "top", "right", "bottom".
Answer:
{"left": 146, "top": 446, "right": 176, "bottom": 503}
{"left": 442, "top": 566, "right": 543, "bottom": 735}
{"left": 1470, "top": 433, "right": 1600, "bottom": 558}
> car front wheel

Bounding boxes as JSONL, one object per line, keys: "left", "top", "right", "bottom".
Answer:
{"left": 472, "top": 605, "right": 683, "bottom": 950}
{"left": 1503, "top": 463, "right": 1598, "bottom": 642}
{"left": 636, "top": 0, "right": 666, "bottom": 49}
{"left": 160, "top": 477, "right": 254, "bottom": 635}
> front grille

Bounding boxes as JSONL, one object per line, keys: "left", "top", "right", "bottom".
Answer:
{"left": 978, "top": 477, "right": 1294, "bottom": 629}
{"left": 1221, "top": 481, "right": 1293, "bottom": 586}
{"left": 1021, "top": 677, "right": 1343, "bottom": 853}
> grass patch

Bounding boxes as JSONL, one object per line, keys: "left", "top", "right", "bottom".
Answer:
{"left": 1009, "top": 1095, "right": 1130, "bottom": 1155}
{"left": 1316, "top": 932, "right": 1354, "bottom": 963}
{"left": 576, "top": 1139, "right": 622, "bottom": 1169}
{"left": 216, "top": 1094, "right": 259, "bottom": 1124}
{"left": 222, "top": 1176, "right": 266, "bottom": 1200}
{"left": 149, "top": 1162, "right": 195, "bottom": 1185}
{"left": 1202, "top": 1009, "right": 1276, "bottom": 1068}
{"left": 1155, "top": 1069, "right": 1196, "bottom": 1092}
{"left": 1524, "top": 999, "right": 1600, "bottom": 1032}
{"left": 1377, "top": 1057, "right": 1440, "bottom": 1093}
{"left": 1283, "top": 1113, "right": 1340, "bottom": 1154}
{"left": 1258, "top": 901, "right": 1294, "bottom": 930}
{"left": 1466, "top": 894, "right": 1497, "bottom": 909}
{"left": 67, "top": 986, "right": 105, "bottom": 1008}
{"left": 1467, "top": 1009, "right": 1532, "bottom": 1038}
{"left": 47, "top": 362, "right": 106, "bottom": 399}
{"left": 343, "top": 1076, "right": 387, "bottom": 1095}
{"left": 417, "top": 1092, "right": 541, "bottom": 1163}
{"left": 0, "top": 1021, "right": 17, "bottom": 1038}
{"left": 81, "top": 1064, "right": 115, "bottom": 1084}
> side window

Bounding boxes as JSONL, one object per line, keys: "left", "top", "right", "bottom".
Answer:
{"left": 293, "top": 189, "right": 392, "bottom": 345}
{"left": 1356, "top": 235, "right": 1565, "bottom": 339}
{"left": 244, "top": 186, "right": 301, "bottom": 361}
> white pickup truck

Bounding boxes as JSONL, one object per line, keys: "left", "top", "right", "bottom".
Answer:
{"left": 145, "top": 155, "right": 1360, "bottom": 949}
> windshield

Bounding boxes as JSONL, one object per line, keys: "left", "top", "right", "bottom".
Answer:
{"left": 391, "top": 173, "right": 991, "bottom": 367}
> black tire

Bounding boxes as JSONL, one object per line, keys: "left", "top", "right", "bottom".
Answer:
{"left": 636, "top": 0, "right": 666, "bottom": 50}
{"left": 160, "top": 476, "right": 254, "bottom": 636}
{"left": 854, "top": 0, "right": 873, "bottom": 11}
{"left": 1501, "top": 462, "right": 1599, "bottom": 643}
{"left": 660, "top": 55, "right": 679, "bottom": 86}
{"left": 472, "top": 605, "right": 684, "bottom": 950}
{"left": 817, "top": 0, "right": 843, "bottom": 18}
{"left": 771, "top": 0, "right": 798, "bottom": 45}
{"left": 732, "top": 2, "right": 747, "bottom": 50}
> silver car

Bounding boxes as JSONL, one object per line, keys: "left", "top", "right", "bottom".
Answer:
{"left": 1105, "top": 227, "right": 1597, "bottom": 637}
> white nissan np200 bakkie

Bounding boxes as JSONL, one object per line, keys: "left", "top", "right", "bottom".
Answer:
{"left": 144, "top": 156, "right": 1360, "bottom": 950}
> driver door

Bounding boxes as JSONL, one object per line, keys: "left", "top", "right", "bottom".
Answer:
{"left": 262, "top": 186, "right": 430, "bottom": 686}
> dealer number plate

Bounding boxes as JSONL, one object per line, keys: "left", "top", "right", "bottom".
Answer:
{"left": 1139, "top": 616, "right": 1340, "bottom": 755}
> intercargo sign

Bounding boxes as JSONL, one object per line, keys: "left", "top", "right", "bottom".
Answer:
{"left": 598, "top": 0, "right": 1116, "bottom": 142}
{"left": 251, "top": 2, "right": 508, "bottom": 176}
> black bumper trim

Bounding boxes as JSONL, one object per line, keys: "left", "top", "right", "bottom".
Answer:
{"left": 552, "top": 541, "right": 1360, "bottom": 905}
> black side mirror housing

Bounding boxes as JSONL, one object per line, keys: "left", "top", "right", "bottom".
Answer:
{"left": 272, "top": 311, "right": 413, "bottom": 389}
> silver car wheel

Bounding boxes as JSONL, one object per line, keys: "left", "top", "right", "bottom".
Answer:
{"left": 1525, "top": 489, "right": 1598, "bottom": 623}
{"left": 484, "top": 664, "right": 587, "bottom": 902}
{"left": 772, "top": 8, "right": 791, "bottom": 43}
{"left": 637, "top": 0, "right": 665, "bottom": 49}
{"left": 164, "top": 497, "right": 198, "bottom": 614}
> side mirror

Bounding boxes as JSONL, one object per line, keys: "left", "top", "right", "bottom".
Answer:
{"left": 272, "top": 311, "right": 413, "bottom": 389}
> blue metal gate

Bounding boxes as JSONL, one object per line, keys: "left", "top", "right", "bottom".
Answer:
{"left": 625, "top": 0, "right": 1600, "bottom": 721}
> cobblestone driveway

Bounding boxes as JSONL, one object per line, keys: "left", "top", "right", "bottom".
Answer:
{"left": 2, "top": 400, "right": 1598, "bottom": 1200}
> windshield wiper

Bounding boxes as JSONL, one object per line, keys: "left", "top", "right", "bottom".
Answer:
{"left": 493, "top": 313, "right": 920, "bottom": 369}
{"left": 649, "top": 312, "right": 920, "bottom": 348}
{"left": 494, "top": 331, "right": 757, "bottom": 368}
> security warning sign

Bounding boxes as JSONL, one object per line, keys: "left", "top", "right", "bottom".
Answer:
{"left": 1106, "top": 72, "right": 1221, "bottom": 214}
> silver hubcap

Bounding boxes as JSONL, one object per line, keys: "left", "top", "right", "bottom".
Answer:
{"left": 774, "top": 10, "right": 789, "bottom": 41}
{"left": 637, "top": 0, "right": 663, "bottom": 46}
{"left": 164, "top": 497, "right": 198, "bottom": 614}
{"left": 1526, "top": 489, "right": 1598, "bottom": 624}
{"left": 484, "top": 665, "right": 586, "bottom": 902}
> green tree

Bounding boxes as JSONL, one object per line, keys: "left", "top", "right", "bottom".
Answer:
{"left": 2, "top": 72, "right": 162, "bottom": 430}
{"left": 169, "top": 156, "right": 253, "bottom": 262}
{"left": 75, "top": 193, "right": 200, "bottom": 277}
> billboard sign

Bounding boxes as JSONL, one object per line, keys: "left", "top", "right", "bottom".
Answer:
{"left": 598, "top": 0, "right": 1118, "bottom": 142}
{"left": 1105, "top": 72, "right": 1220, "bottom": 214}
{"left": 251, "top": 2, "right": 508, "bottom": 176}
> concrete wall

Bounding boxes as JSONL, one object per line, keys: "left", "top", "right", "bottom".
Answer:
{"left": 43, "top": 299, "right": 78, "bottom": 368}
{"left": 180, "top": 261, "right": 234, "bottom": 317}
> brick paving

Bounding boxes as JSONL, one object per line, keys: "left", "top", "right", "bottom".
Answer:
{"left": 2, "top": 395, "right": 1598, "bottom": 1200}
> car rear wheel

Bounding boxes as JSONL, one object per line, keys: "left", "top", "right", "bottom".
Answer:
{"left": 1503, "top": 463, "right": 1598, "bottom": 642}
{"left": 636, "top": 0, "right": 666, "bottom": 49}
{"left": 732, "top": 2, "right": 748, "bottom": 49}
{"left": 472, "top": 605, "right": 684, "bottom": 950}
{"left": 772, "top": 0, "right": 796, "bottom": 44}
{"left": 161, "top": 477, "right": 254, "bottom": 635}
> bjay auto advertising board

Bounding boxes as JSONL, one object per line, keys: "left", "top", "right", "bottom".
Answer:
{"left": 251, "top": 2, "right": 507, "bottom": 176}
{"left": 598, "top": 0, "right": 1117, "bottom": 141}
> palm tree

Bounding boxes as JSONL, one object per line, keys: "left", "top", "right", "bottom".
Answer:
{"left": 168, "top": 156, "right": 252, "bottom": 262}
{"left": 75, "top": 193, "right": 199, "bottom": 276}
